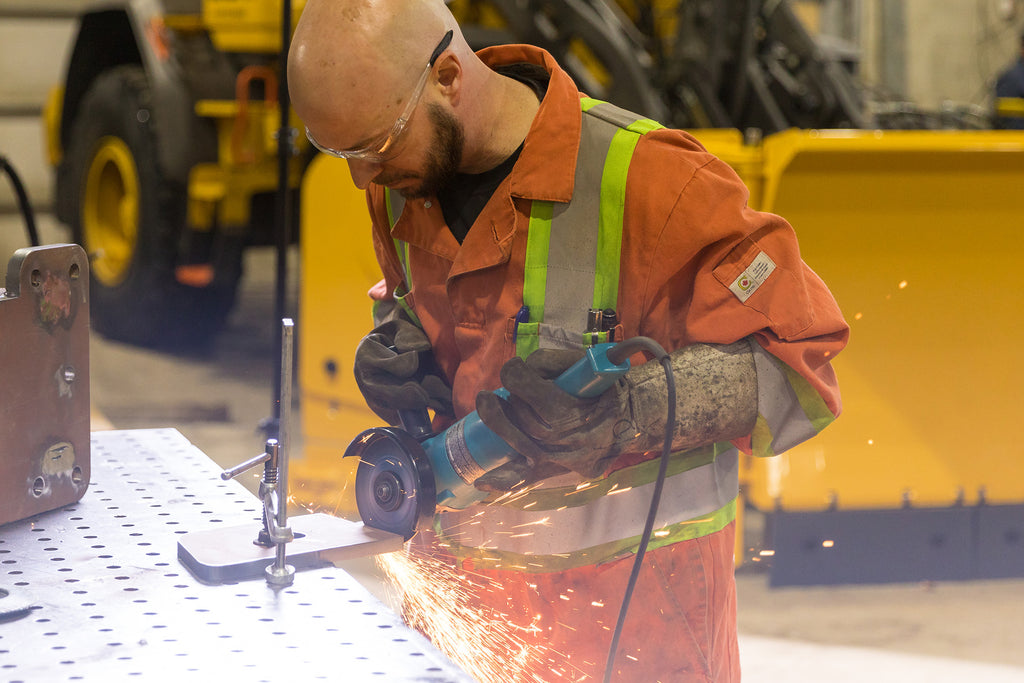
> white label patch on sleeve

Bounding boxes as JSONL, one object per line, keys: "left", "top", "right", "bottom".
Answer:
{"left": 729, "top": 251, "right": 776, "bottom": 302}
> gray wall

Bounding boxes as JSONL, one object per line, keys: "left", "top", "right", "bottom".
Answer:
{"left": 1, "top": 1, "right": 90, "bottom": 212}
{"left": 855, "top": 0, "right": 1024, "bottom": 109}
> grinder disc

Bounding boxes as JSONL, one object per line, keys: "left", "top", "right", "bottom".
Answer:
{"left": 345, "top": 427, "right": 436, "bottom": 540}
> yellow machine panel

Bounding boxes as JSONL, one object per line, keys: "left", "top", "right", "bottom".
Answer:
{"left": 735, "top": 129, "right": 1024, "bottom": 512}
{"left": 202, "top": 0, "right": 307, "bottom": 53}
{"left": 292, "top": 155, "right": 381, "bottom": 518}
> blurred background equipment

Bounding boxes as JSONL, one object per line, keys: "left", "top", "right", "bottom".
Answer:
{"left": 39, "top": 0, "right": 1018, "bottom": 350}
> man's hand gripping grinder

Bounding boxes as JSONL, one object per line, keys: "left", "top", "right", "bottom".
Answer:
{"left": 344, "top": 343, "right": 631, "bottom": 539}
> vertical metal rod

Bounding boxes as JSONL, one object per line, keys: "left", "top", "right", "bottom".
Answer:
{"left": 271, "top": 319, "right": 294, "bottom": 580}
{"left": 277, "top": 319, "right": 293, "bottom": 533}
{"left": 270, "top": 0, "right": 294, "bottom": 442}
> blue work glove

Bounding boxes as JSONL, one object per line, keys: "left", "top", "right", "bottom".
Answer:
{"left": 473, "top": 349, "right": 637, "bottom": 491}
{"left": 353, "top": 319, "right": 454, "bottom": 424}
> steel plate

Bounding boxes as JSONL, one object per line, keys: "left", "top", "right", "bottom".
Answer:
{"left": 0, "top": 429, "right": 471, "bottom": 682}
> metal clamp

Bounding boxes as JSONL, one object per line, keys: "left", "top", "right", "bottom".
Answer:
{"left": 220, "top": 319, "right": 296, "bottom": 587}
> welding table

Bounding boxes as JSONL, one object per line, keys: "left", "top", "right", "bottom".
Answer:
{"left": 0, "top": 429, "right": 473, "bottom": 682}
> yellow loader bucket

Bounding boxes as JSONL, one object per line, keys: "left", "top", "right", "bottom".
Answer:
{"left": 743, "top": 129, "right": 1024, "bottom": 511}
{"left": 708, "top": 128, "right": 1024, "bottom": 585}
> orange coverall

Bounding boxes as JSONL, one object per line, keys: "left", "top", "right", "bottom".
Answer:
{"left": 364, "top": 44, "right": 848, "bottom": 682}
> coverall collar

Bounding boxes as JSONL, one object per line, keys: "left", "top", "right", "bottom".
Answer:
{"left": 386, "top": 44, "right": 582, "bottom": 276}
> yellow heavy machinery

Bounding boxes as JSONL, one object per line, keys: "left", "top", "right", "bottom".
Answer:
{"left": 44, "top": 0, "right": 864, "bottom": 347}
{"left": 46, "top": 0, "right": 1024, "bottom": 585}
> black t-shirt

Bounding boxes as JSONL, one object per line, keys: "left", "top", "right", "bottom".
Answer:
{"left": 439, "top": 64, "right": 550, "bottom": 243}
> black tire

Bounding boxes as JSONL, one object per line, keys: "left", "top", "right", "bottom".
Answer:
{"left": 65, "top": 64, "right": 242, "bottom": 350}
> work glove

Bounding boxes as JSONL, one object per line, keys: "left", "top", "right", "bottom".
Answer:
{"left": 473, "top": 341, "right": 759, "bottom": 492}
{"left": 353, "top": 319, "right": 454, "bottom": 425}
{"left": 473, "top": 348, "right": 636, "bottom": 491}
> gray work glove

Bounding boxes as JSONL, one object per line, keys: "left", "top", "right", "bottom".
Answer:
{"left": 474, "top": 341, "right": 759, "bottom": 492}
{"left": 353, "top": 319, "right": 454, "bottom": 424}
{"left": 473, "top": 349, "right": 635, "bottom": 492}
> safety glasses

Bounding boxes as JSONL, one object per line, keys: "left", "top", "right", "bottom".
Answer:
{"left": 305, "top": 29, "right": 454, "bottom": 162}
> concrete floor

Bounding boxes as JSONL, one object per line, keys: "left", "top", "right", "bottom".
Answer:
{"left": 4, "top": 212, "right": 1024, "bottom": 682}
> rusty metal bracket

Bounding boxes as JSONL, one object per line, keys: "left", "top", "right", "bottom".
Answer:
{"left": 0, "top": 244, "right": 90, "bottom": 526}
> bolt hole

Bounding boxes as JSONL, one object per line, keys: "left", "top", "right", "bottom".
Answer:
{"left": 30, "top": 269, "right": 41, "bottom": 287}
{"left": 72, "top": 467, "right": 84, "bottom": 485}
{"left": 32, "top": 477, "right": 46, "bottom": 497}
{"left": 69, "top": 263, "right": 80, "bottom": 280}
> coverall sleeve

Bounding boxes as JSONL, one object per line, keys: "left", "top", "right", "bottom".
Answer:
{"left": 630, "top": 137, "right": 849, "bottom": 458}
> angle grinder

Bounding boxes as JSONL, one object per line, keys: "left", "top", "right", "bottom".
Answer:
{"left": 344, "top": 342, "right": 632, "bottom": 539}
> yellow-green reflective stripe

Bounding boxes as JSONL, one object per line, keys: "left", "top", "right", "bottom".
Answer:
{"left": 518, "top": 200, "right": 553, "bottom": 358}
{"left": 784, "top": 362, "right": 836, "bottom": 433}
{"left": 626, "top": 119, "right": 664, "bottom": 135}
{"left": 750, "top": 345, "right": 835, "bottom": 456}
{"left": 436, "top": 499, "right": 736, "bottom": 574}
{"left": 384, "top": 187, "right": 398, "bottom": 227}
{"left": 382, "top": 189, "right": 423, "bottom": 327}
{"left": 750, "top": 415, "right": 777, "bottom": 458}
{"left": 593, "top": 127, "right": 636, "bottom": 309}
{"left": 384, "top": 188, "right": 411, "bottom": 298}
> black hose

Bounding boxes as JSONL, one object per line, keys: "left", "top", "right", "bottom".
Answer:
{"left": 603, "top": 336, "right": 675, "bottom": 682}
{"left": 0, "top": 155, "right": 40, "bottom": 247}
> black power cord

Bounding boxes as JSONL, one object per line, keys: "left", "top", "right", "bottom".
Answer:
{"left": 603, "top": 336, "right": 675, "bottom": 683}
{"left": 0, "top": 155, "right": 40, "bottom": 247}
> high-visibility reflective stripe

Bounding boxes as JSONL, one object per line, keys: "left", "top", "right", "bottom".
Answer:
{"left": 384, "top": 189, "right": 422, "bottom": 326}
{"left": 437, "top": 499, "right": 737, "bottom": 574}
{"left": 586, "top": 100, "right": 664, "bottom": 310}
{"left": 518, "top": 201, "right": 553, "bottom": 358}
{"left": 540, "top": 111, "right": 612, "bottom": 331}
{"left": 518, "top": 99, "right": 664, "bottom": 357}
{"left": 436, "top": 449, "right": 739, "bottom": 560}
{"left": 749, "top": 344, "right": 836, "bottom": 457}
{"left": 497, "top": 441, "right": 735, "bottom": 510}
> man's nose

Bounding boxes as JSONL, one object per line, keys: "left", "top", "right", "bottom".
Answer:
{"left": 346, "top": 158, "right": 382, "bottom": 189}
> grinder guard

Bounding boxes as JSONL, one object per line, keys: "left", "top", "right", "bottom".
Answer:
{"left": 345, "top": 427, "right": 436, "bottom": 540}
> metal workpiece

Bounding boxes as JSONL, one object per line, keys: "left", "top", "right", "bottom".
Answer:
{"left": 0, "top": 429, "right": 472, "bottom": 682}
{"left": 0, "top": 244, "right": 90, "bottom": 527}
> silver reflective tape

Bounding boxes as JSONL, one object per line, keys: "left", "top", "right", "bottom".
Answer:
{"left": 751, "top": 344, "right": 818, "bottom": 453}
{"left": 541, "top": 113, "right": 616, "bottom": 334}
{"left": 438, "top": 450, "right": 739, "bottom": 556}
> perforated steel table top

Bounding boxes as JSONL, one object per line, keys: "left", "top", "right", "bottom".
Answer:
{"left": 0, "top": 429, "right": 472, "bottom": 682}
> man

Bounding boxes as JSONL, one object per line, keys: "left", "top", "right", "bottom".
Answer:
{"left": 289, "top": 1, "right": 848, "bottom": 680}
{"left": 995, "top": 31, "right": 1024, "bottom": 129}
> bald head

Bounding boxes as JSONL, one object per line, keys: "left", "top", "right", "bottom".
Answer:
{"left": 289, "top": 0, "right": 464, "bottom": 149}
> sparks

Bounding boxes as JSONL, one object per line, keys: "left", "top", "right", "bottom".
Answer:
{"left": 377, "top": 549, "right": 589, "bottom": 683}
{"left": 511, "top": 517, "right": 551, "bottom": 529}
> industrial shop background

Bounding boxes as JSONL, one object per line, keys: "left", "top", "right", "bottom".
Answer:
{"left": 3, "top": 1, "right": 1024, "bottom": 682}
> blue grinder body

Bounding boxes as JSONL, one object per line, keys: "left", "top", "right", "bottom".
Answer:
{"left": 346, "top": 343, "right": 630, "bottom": 539}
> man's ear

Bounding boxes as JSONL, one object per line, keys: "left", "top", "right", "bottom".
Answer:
{"left": 435, "top": 52, "right": 462, "bottom": 104}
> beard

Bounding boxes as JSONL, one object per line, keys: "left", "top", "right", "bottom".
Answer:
{"left": 401, "top": 103, "right": 464, "bottom": 199}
